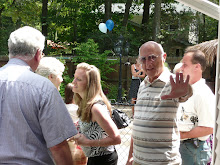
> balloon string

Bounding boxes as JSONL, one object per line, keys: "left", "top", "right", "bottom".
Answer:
{"left": 106, "top": 34, "right": 113, "bottom": 43}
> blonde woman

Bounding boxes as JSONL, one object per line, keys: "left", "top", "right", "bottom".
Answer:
{"left": 72, "top": 62, "right": 121, "bottom": 165}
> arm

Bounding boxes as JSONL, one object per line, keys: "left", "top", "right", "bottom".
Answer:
{"left": 126, "top": 137, "right": 133, "bottom": 165}
{"left": 131, "top": 64, "right": 145, "bottom": 78}
{"left": 181, "top": 90, "right": 214, "bottom": 139}
{"left": 180, "top": 126, "right": 213, "bottom": 139}
{"left": 50, "top": 140, "right": 73, "bottom": 165}
{"left": 75, "top": 104, "right": 121, "bottom": 147}
{"left": 138, "top": 69, "right": 146, "bottom": 79}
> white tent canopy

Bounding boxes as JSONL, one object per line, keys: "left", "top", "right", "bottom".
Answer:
{"left": 176, "top": 0, "right": 219, "bottom": 20}
{"left": 175, "top": 1, "right": 220, "bottom": 165}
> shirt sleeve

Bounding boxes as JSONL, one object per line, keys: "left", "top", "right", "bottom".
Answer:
{"left": 39, "top": 87, "right": 78, "bottom": 148}
{"left": 195, "top": 90, "right": 215, "bottom": 128}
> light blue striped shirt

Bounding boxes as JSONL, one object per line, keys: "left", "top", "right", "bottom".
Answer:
{"left": 0, "top": 58, "right": 77, "bottom": 165}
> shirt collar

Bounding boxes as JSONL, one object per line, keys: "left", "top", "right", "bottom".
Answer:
{"left": 191, "top": 78, "right": 205, "bottom": 87}
{"left": 144, "top": 67, "right": 171, "bottom": 85}
{"left": 8, "top": 58, "right": 32, "bottom": 71}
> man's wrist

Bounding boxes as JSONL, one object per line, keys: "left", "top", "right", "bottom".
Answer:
{"left": 179, "top": 85, "right": 193, "bottom": 102}
{"left": 180, "top": 93, "right": 188, "bottom": 99}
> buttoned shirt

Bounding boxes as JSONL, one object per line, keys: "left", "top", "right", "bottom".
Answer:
{"left": 0, "top": 58, "right": 77, "bottom": 165}
{"left": 133, "top": 68, "right": 181, "bottom": 165}
{"left": 177, "top": 78, "right": 215, "bottom": 141}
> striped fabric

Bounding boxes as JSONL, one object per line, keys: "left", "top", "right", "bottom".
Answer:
{"left": 133, "top": 68, "right": 181, "bottom": 165}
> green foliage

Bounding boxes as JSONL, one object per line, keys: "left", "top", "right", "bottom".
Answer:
{"left": 47, "top": 0, "right": 104, "bottom": 44}
{"left": 102, "top": 82, "right": 126, "bottom": 100}
{"left": 102, "top": 83, "right": 119, "bottom": 100}
{"left": 58, "top": 57, "right": 75, "bottom": 99}
{"left": 0, "top": 1, "right": 219, "bottom": 59}
{"left": 60, "top": 74, "right": 73, "bottom": 99}
{"left": 71, "top": 39, "right": 117, "bottom": 81}
{"left": 160, "top": 3, "right": 195, "bottom": 44}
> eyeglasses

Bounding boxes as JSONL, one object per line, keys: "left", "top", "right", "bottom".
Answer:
{"left": 139, "top": 54, "right": 160, "bottom": 63}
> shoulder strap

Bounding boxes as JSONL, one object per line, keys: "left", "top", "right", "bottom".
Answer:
{"left": 134, "top": 64, "right": 136, "bottom": 70}
{"left": 93, "top": 100, "right": 105, "bottom": 106}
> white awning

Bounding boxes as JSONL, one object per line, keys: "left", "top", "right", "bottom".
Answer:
{"left": 175, "top": 0, "right": 219, "bottom": 20}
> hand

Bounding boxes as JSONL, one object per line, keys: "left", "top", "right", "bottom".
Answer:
{"left": 126, "top": 157, "right": 133, "bottom": 165}
{"left": 161, "top": 73, "right": 190, "bottom": 100}
{"left": 74, "top": 134, "right": 89, "bottom": 146}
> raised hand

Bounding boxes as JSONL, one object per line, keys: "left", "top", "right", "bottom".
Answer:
{"left": 161, "top": 73, "right": 190, "bottom": 100}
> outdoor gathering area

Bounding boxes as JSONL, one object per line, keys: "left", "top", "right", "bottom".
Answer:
{"left": 1, "top": 0, "right": 220, "bottom": 165}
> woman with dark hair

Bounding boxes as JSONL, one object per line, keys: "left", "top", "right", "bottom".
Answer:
{"left": 129, "top": 58, "right": 146, "bottom": 116}
{"left": 72, "top": 62, "right": 121, "bottom": 165}
{"left": 64, "top": 83, "right": 79, "bottom": 123}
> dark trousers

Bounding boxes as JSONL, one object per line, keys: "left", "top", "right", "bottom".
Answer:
{"left": 87, "top": 151, "right": 118, "bottom": 165}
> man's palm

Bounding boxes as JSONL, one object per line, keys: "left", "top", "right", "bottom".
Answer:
{"left": 161, "top": 73, "right": 190, "bottom": 100}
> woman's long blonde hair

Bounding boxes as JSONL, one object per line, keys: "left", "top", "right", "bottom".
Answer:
{"left": 74, "top": 63, "right": 111, "bottom": 122}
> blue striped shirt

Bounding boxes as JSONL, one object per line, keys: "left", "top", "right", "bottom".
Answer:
{"left": 0, "top": 58, "right": 77, "bottom": 165}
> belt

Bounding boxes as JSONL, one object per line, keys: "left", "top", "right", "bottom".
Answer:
{"left": 181, "top": 138, "right": 203, "bottom": 143}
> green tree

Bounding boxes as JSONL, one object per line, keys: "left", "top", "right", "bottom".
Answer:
{"left": 72, "top": 38, "right": 116, "bottom": 80}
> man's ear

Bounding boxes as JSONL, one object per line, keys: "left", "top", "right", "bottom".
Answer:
{"left": 195, "top": 63, "right": 201, "bottom": 70}
{"left": 35, "top": 49, "right": 41, "bottom": 62}
{"left": 162, "top": 53, "right": 167, "bottom": 63}
{"left": 48, "top": 74, "right": 53, "bottom": 80}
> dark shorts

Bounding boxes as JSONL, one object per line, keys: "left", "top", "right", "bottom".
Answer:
{"left": 87, "top": 151, "right": 118, "bottom": 165}
{"left": 129, "top": 79, "right": 141, "bottom": 99}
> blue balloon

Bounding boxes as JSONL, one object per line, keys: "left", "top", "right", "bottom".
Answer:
{"left": 106, "top": 19, "right": 114, "bottom": 31}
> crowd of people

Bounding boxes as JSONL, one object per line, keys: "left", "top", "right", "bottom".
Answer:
{"left": 0, "top": 26, "right": 215, "bottom": 165}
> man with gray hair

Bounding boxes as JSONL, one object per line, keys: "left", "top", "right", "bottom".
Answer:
{"left": 126, "top": 41, "right": 192, "bottom": 165}
{"left": 36, "top": 57, "right": 65, "bottom": 91}
{"left": 0, "top": 26, "right": 77, "bottom": 164}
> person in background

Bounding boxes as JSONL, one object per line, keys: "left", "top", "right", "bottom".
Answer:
{"left": 65, "top": 83, "right": 79, "bottom": 123}
{"left": 129, "top": 58, "right": 146, "bottom": 116}
{"left": 35, "top": 57, "right": 64, "bottom": 91}
{"left": 72, "top": 62, "right": 121, "bottom": 165}
{"left": 178, "top": 49, "right": 215, "bottom": 165}
{"left": 173, "top": 62, "right": 183, "bottom": 74}
{"left": 126, "top": 41, "right": 192, "bottom": 165}
{"left": 65, "top": 84, "right": 87, "bottom": 165}
{"left": 0, "top": 26, "right": 77, "bottom": 164}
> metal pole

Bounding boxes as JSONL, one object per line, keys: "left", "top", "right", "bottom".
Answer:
{"left": 117, "top": 53, "right": 122, "bottom": 103}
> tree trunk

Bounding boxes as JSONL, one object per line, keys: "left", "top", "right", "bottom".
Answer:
{"left": 0, "top": 7, "right": 4, "bottom": 28}
{"left": 42, "top": 0, "right": 48, "bottom": 54}
{"left": 122, "top": 0, "right": 133, "bottom": 27}
{"left": 142, "top": 0, "right": 150, "bottom": 25}
{"left": 105, "top": 0, "right": 112, "bottom": 21}
{"left": 153, "top": 0, "right": 161, "bottom": 42}
{"left": 72, "top": 8, "right": 77, "bottom": 44}
{"left": 202, "top": 14, "right": 206, "bottom": 41}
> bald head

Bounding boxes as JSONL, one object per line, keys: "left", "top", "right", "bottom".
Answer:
{"left": 139, "top": 41, "right": 165, "bottom": 57}
{"left": 139, "top": 41, "right": 166, "bottom": 82}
